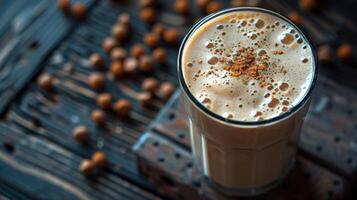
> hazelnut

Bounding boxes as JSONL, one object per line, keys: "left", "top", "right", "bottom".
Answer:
{"left": 91, "top": 151, "right": 107, "bottom": 168}
{"left": 137, "top": 92, "right": 152, "bottom": 107}
{"left": 64, "top": 63, "right": 75, "bottom": 73}
{"left": 288, "top": 11, "right": 303, "bottom": 25}
{"left": 163, "top": 28, "right": 179, "bottom": 45}
{"left": 131, "top": 44, "right": 146, "bottom": 58}
{"left": 299, "top": 0, "right": 316, "bottom": 11}
{"left": 175, "top": 0, "right": 190, "bottom": 14}
{"left": 102, "top": 37, "right": 117, "bottom": 53}
{"left": 152, "top": 23, "right": 166, "bottom": 37}
{"left": 73, "top": 125, "right": 90, "bottom": 144}
{"left": 80, "top": 159, "right": 95, "bottom": 176}
{"left": 91, "top": 109, "right": 105, "bottom": 125}
{"left": 230, "top": 0, "right": 246, "bottom": 7}
{"left": 58, "top": 0, "right": 70, "bottom": 13}
{"left": 72, "top": 3, "right": 87, "bottom": 19}
{"left": 88, "top": 73, "right": 105, "bottom": 89}
{"left": 37, "top": 73, "right": 54, "bottom": 91}
{"left": 89, "top": 53, "right": 105, "bottom": 69}
{"left": 96, "top": 93, "right": 113, "bottom": 109}
{"left": 318, "top": 45, "right": 333, "bottom": 63}
{"left": 111, "top": 47, "right": 127, "bottom": 61}
{"left": 157, "top": 82, "right": 175, "bottom": 100}
{"left": 114, "top": 99, "right": 132, "bottom": 116}
{"left": 140, "top": 0, "right": 154, "bottom": 8}
{"left": 195, "top": 0, "right": 210, "bottom": 10}
{"left": 139, "top": 55, "right": 154, "bottom": 72}
{"left": 117, "top": 13, "right": 130, "bottom": 27}
{"left": 337, "top": 44, "right": 353, "bottom": 61}
{"left": 110, "top": 61, "right": 125, "bottom": 77}
{"left": 124, "top": 58, "right": 139, "bottom": 74}
{"left": 140, "top": 8, "right": 156, "bottom": 23}
{"left": 152, "top": 47, "right": 167, "bottom": 64}
{"left": 142, "top": 77, "right": 159, "bottom": 93}
{"left": 206, "top": 1, "right": 222, "bottom": 13}
{"left": 144, "top": 32, "right": 159, "bottom": 47}
{"left": 111, "top": 24, "right": 128, "bottom": 41}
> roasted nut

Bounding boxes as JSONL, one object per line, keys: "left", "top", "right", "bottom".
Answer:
{"left": 131, "top": 44, "right": 146, "bottom": 58}
{"left": 152, "top": 23, "right": 166, "bottom": 37}
{"left": 137, "top": 92, "right": 152, "bottom": 107}
{"left": 72, "top": 3, "right": 87, "bottom": 19}
{"left": 64, "top": 63, "right": 75, "bottom": 73}
{"left": 111, "top": 47, "right": 127, "bottom": 61}
{"left": 88, "top": 73, "right": 105, "bottom": 89}
{"left": 58, "top": 0, "right": 70, "bottom": 12}
{"left": 73, "top": 125, "right": 90, "bottom": 144}
{"left": 110, "top": 61, "right": 125, "bottom": 77}
{"left": 196, "top": 0, "right": 210, "bottom": 10}
{"left": 206, "top": 1, "right": 222, "bottom": 13}
{"left": 163, "top": 28, "right": 179, "bottom": 45}
{"left": 102, "top": 37, "right": 117, "bottom": 53}
{"left": 230, "top": 0, "right": 246, "bottom": 7}
{"left": 91, "top": 151, "right": 107, "bottom": 168}
{"left": 318, "top": 45, "right": 333, "bottom": 63}
{"left": 157, "top": 82, "right": 175, "bottom": 100}
{"left": 144, "top": 32, "right": 159, "bottom": 47}
{"left": 152, "top": 47, "right": 167, "bottom": 64}
{"left": 117, "top": 13, "right": 130, "bottom": 26}
{"left": 140, "top": 0, "right": 154, "bottom": 8}
{"left": 139, "top": 55, "right": 154, "bottom": 72}
{"left": 142, "top": 77, "right": 159, "bottom": 93}
{"left": 114, "top": 99, "right": 132, "bottom": 116}
{"left": 288, "top": 11, "right": 303, "bottom": 25}
{"left": 140, "top": 8, "right": 156, "bottom": 23}
{"left": 175, "top": 0, "right": 190, "bottom": 14}
{"left": 337, "top": 44, "right": 353, "bottom": 61}
{"left": 111, "top": 24, "right": 128, "bottom": 41}
{"left": 124, "top": 58, "right": 139, "bottom": 74}
{"left": 91, "top": 109, "right": 105, "bottom": 125}
{"left": 299, "top": 0, "right": 316, "bottom": 11}
{"left": 37, "top": 73, "right": 54, "bottom": 91}
{"left": 96, "top": 93, "right": 113, "bottom": 109}
{"left": 89, "top": 53, "right": 105, "bottom": 69}
{"left": 80, "top": 159, "right": 95, "bottom": 176}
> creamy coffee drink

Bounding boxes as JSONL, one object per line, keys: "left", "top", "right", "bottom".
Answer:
{"left": 178, "top": 8, "right": 317, "bottom": 196}
{"left": 182, "top": 11, "right": 313, "bottom": 121}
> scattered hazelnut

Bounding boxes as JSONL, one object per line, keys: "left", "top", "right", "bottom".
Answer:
{"left": 114, "top": 99, "right": 132, "bottom": 116}
{"left": 137, "top": 92, "right": 152, "bottom": 107}
{"left": 299, "top": 0, "right": 316, "bottom": 11}
{"left": 88, "top": 73, "right": 105, "bottom": 89}
{"left": 139, "top": 55, "right": 154, "bottom": 72}
{"left": 110, "top": 61, "right": 125, "bottom": 77}
{"left": 91, "top": 151, "right": 107, "bottom": 168}
{"left": 80, "top": 159, "right": 95, "bottom": 176}
{"left": 196, "top": 0, "right": 210, "bottom": 10}
{"left": 64, "top": 63, "right": 74, "bottom": 73}
{"left": 206, "top": 1, "right": 222, "bottom": 13}
{"left": 117, "top": 13, "right": 130, "bottom": 26}
{"left": 142, "top": 77, "right": 159, "bottom": 93}
{"left": 73, "top": 125, "right": 90, "bottom": 144}
{"left": 152, "top": 47, "right": 167, "bottom": 64}
{"left": 230, "top": 0, "right": 246, "bottom": 7}
{"left": 124, "top": 58, "right": 139, "bottom": 74}
{"left": 72, "top": 3, "right": 87, "bottom": 19}
{"left": 144, "top": 32, "right": 159, "bottom": 47}
{"left": 152, "top": 23, "right": 166, "bottom": 37}
{"left": 58, "top": 0, "right": 70, "bottom": 13}
{"left": 111, "top": 24, "right": 128, "bottom": 41}
{"left": 318, "top": 45, "right": 333, "bottom": 63}
{"left": 89, "top": 53, "right": 105, "bottom": 69}
{"left": 175, "top": 0, "right": 190, "bottom": 14}
{"left": 163, "top": 28, "right": 179, "bottom": 45}
{"left": 96, "top": 93, "right": 113, "bottom": 109}
{"left": 102, "top": 37, "right": 117, "bottom": 53}
{"left": 288, "top": 11, "right": 303, "bottom": 25}
{"left": 131, "top": 44, "right": 146, "bottom": 58}
{"left": 140, "top": 8, "right": 156, "bottom": 23}
{"left": 337, "top": 44, "right": 353, "bottom": 61}
{"left": 91, "top": 109, "right": 105, "bottom": 125}
{"left": 111, "top": 47, "right": 127, "bottom": 61}
{"left": 37, "top": 73, "right": 54, "bottom": 91}
{"left": 140, "top": 0, "right": 154, "bottom": 8}
{"left": 157, "top": 82, "right": 175, "bottom": 100}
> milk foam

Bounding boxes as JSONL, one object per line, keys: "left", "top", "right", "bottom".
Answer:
{"left": 182, "top": 11, "right": 314, "bottom": 121}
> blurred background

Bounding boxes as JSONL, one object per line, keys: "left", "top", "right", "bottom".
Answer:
{"left": 0, "top": 0, "right": 356, "bottom": 199}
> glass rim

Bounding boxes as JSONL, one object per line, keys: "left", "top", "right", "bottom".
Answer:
{"left": 177, "top": 7, "right": 318, "bottom": 126}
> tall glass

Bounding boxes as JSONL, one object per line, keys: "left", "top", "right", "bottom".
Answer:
{"left": 177, "top": 7, "right": 317, "bottom": 196}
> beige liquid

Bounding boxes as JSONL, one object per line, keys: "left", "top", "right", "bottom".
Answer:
{"left": 180, "top": 9, "right": 315, "bottom": 195}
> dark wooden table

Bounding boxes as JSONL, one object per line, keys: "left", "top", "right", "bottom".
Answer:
{"left": 0, "top": 0, "right": 356, "bottom": 200}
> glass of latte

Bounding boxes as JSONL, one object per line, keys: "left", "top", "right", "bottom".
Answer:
{"left": 178, "top": 7, "right": 317, "bottom": 196}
